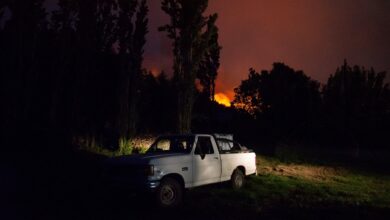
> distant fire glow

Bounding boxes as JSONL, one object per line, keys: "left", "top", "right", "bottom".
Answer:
{"left": 214, "top": 93, "right": 231, "bottom": 107}
{"left": 150, "top": 67, "right": 160, "bottom": 76}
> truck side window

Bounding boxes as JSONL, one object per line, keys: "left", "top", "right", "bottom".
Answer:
{"left": 218, "top": 140, "right": 233, "bottom": 151}
{"left": 195, "top": 137, "right": 214, "bottom": 155}
{"left": 156, "top": 139, "right": 170, "bottom": 151}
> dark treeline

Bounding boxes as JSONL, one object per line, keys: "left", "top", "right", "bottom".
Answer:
{"left": 0, "top": 0, "right": 222, "bottom": 151}
{"left": 0, "top": 0, "right": 151, "bottom": 150}
{"left": 234, "top": 62, "right": 390, "bottom": 151}
{"left": 0, "top": 1, "right": 389, "bottom": 154}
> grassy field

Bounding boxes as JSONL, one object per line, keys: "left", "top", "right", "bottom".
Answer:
{"left": 16, "top": 151, "right": 389, "bottom": 219}
{"left": 79, "top": 154, "right": 390, "bottom": 219}
{"left": 157, "top": 154, "right": 389, "bottom": 219}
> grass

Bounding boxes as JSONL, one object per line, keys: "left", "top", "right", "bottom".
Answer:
{"left": 185, "top": 154, "right": 390, "bottom": 217}
{"left": 61, "top": 151, "right": 390, "bottom": 219}
{"left": 74, "top": 136, "right": 152, "bottom": 157}
{"left": 83, "top": 145, "right": 389, "bottom": 211}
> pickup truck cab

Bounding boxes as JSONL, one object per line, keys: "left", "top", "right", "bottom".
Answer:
{"left": 104, "top": 134, "right": 257, "bottom": 207}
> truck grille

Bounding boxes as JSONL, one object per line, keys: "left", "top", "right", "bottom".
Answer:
{"left": 106, "top": 165, "right": 147, "bottom": 178}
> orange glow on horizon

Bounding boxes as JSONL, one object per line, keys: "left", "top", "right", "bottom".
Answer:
{"left": 150, "top": 67, "right": 160, "bottom": 76}
{"left": 214, "top": 93, "right": 231, "bottom": 107}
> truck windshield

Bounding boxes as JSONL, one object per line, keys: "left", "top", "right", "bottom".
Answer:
{"left": 146, "top": 136, "right": 194, "bottom": 154}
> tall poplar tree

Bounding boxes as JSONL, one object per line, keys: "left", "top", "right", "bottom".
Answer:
{"left": 159, "top": 0, "right": 218, "bottom": 132}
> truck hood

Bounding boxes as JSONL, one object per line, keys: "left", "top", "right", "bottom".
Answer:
{"left": 105, "top": 153, "right": 189, "bottom": 166}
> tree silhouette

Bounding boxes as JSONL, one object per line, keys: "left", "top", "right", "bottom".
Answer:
{"left": 116, "top": 0, "right": 149, "bottom": 138}
{"left": 129, "top": 0, "right": 148, "bottom": 136}
{"left": 234, "top": 63, "right": 321, "bottom": 140}
{"left": 96, "top": 0, "right": 118, "bottom": 53}
{"left": 0, "top": 0, "right": 47, "bottom": 134}
{"left": 233, "top": 68, "right": 263, "bottom": 116}
{"left": 49, "top": 0, "right": 79, "bottom": 132}
{"left": 197, "top": 25, "right": 221, "bottom": 101}
{"left": 323, "top": 60, "right": 389, "bottom": 149}
{"left": 0, "top": 0, "right": 150, "bottom": 150}
{"left": 159, "top": 0, "right": 218, "bottom": 133}
{"left": 138, "top": 71, "right": 177, "bottom": 133}
{"left": 1, "top": 0, "right": 388, "bottom": 157}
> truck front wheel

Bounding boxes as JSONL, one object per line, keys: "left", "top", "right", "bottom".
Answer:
{"left": 156, "top": 177, "right": 183, "bottom": 208}
{"left": 231, "top": 169, "right": 245, "bottom": 189}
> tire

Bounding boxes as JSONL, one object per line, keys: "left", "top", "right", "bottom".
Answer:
{"left": 231, "top": 169, "right": 245, "bottom": 190}
{"left": 156, "top": 177, "right": 183, "bottom": 208}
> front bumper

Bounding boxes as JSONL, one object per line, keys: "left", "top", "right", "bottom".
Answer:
{"left": 102, "top": 175, "right": 160, "bottom": 192}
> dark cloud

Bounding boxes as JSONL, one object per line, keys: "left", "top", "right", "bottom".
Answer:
{"left": 144, "top": 0, "right": 390, "bottom": 98}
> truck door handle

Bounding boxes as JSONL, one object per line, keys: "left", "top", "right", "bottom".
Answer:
{"left": 214, "top": 157, "right": 219, "bottom": 160}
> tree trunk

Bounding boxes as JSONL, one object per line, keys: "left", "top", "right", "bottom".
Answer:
{"left": 177, "top": 45, "right": 196, "bottom": 133}
{"left": 128, "top": 66, "right": 138, "bottom": 137}
{"left": 177, "top": 82, "right": 194, "bottom": 133}
{"left": 117, "top": 53, "right": 130, "bottom": 138}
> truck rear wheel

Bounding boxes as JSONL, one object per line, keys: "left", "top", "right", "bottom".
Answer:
{"left": 156, "top": 177, "right": 183, "bottom": 208}
{"left": 231, "top": 169, "right": 245, "bottom": 189}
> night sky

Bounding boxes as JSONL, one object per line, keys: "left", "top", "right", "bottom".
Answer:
{"left": 144, "top": 0, "right": 390, "bottom": 100}
{"left": 41, "top": 0, "right": 390, "bottom": 100}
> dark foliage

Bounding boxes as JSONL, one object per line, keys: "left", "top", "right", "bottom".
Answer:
{"left": 233, "top": 61, "right": 390, "bottom": 150}
{"left": 159, "top": 0, "right": 218, "bottom": 133}
{"left": 0, "top": 0, "right": 148, "bottom": 151}
{"left": 196, "top": 24, "right": 221, "bottom": 101}
{"left": 233, "top": 63, "right": 322, "bottom": 143}
{"left": 0, "top": 1, "right": 388, "bottom": 156}
{"left": 137, "top": 71, "right": 177, "bottom": 133}
{"left": 322, "top": 60, "right": 390, "bottom": 149}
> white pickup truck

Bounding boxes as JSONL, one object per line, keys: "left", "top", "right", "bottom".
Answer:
{"left": 103, "top": 134, "right": 257, "bottom": 207}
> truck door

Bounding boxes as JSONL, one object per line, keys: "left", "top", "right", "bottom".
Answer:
{"left": 192, "top": 136, "right": 222, "bottom": 186}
